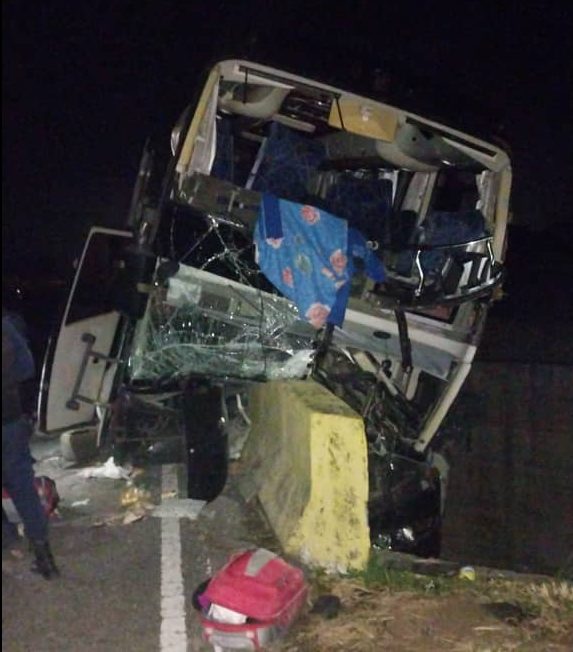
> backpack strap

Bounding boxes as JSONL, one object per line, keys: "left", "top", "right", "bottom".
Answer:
{"left": 244, "top": 548, "right": 277, "bottom": 577}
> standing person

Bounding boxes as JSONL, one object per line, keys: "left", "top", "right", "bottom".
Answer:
{"left": 2, "top": 309, "right": 59, "bottom": 579}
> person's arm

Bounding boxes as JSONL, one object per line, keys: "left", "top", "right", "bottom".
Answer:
{"left": 2, "top": 325, "right": 16, "bottom": 379}
{"left": 2, "top": 316, "right": 35, "bottom": 382}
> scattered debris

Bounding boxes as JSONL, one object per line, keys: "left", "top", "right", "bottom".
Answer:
{"left": 227, "top": 414, "right": 251, "bottom": 461}
{"left": 310, "top": 594, "right": 342, "bottom": 620}
{"left": 120, "top": 486, "right": 153, "bottom": 508}
{"left": 91, "top": 514, "right": 125, "bottom": 528}
{"left": 424, "top": 579, "right": 437, "bottom": 593}
{"left": 160, "top": 489, "right": 177, "bottom": 500}
{"left": 79, "top": 457, "right": 131, "bottom": 480}
{"left": 459, "top": 566, "right": 476, "bottom": 581}
{"left": 70, "top": 499, "right": 90, "bottom": 507}
{"left": 60, "top": 427, "right": 98, "bottom": 464}
{"left": 5, "top": 547, "right": 25, "bottom": 561}
{"left": 483, "top": 600, "right": 533, "bottom": 624}
{"left": 483, "top": 579, "right": 573, "bottom": 637}
{"left": 119, "top": 486, "right": 155, "bottom": 524}
{"left": 122, "top": 509, "right": 147, "bottom": 525}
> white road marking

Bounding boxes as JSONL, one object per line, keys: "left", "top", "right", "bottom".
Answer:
{"left": 160, "top": 464, "right": 188, "bottom": 651}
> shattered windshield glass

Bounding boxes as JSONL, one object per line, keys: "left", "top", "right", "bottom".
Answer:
{"left": 128, "top": 264, "right": 316, "bottom": 383}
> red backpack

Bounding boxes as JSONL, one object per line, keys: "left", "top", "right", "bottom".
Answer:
{"left": 197, "top": 548, "right": 308, "bottom": 650}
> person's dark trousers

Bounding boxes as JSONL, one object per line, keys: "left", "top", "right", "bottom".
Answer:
{"left": 2, "top": 417, "right": 47, "bottom": 542}
{"left": 2, "top": 507, "right": 20, "bottom": 547}
{"left": 2, "top": 416, "right": 58, "bottom": 578}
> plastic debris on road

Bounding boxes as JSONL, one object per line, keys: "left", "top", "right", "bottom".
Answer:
{"left": 121, "top": 486, "right": 155, "bottom": 524}
{"left": 122, "top": 509, "right": 147, "bottom": 525}
{"left": 79, "top": 457, "right": 131, "bottom": 480}
{"left": 459, "top": 566, "right": 476, "bottom": 581}
{"left": 121, "top": 486, "right": 152, "bottom": 507}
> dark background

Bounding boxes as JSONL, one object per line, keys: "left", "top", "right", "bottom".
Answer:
{"left": 3, "top": 1, "right": 572, "bottom": 354}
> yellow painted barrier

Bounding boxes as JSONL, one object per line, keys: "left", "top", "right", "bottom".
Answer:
{"left": 240, "top": 380, "right": 370, "bottom": 572}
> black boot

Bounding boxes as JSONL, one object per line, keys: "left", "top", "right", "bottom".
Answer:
{"left": 30, "top": 540, "right": 59, "bottom": 579}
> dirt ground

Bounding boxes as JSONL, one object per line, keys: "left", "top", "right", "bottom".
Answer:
{"left": 275, "top": 564, "right": 573, "bottom": 652}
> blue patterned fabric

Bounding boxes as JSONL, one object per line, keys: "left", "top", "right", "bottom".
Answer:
{"left": 255, "top": 194, "right": 385, "bottom": 328}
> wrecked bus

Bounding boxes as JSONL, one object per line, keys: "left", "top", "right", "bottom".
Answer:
{"left": 39, "top": 60, "right": 512, "bottom": 556}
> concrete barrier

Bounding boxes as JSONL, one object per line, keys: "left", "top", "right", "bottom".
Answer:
{"left": 240, "top": 380, "right": 370, "bottom": 572}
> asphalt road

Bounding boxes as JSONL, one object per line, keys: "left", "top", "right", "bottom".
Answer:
{"left": 2, "top": 437, "right": 277, "bottom": 652}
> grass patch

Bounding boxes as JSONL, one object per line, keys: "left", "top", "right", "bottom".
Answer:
{"left": 332, "top": 553, "right": 458, "bottom": 596}
{"left": 479, "top": 578, "right": 573, "bottom": 638}
{"left": 283, "top": 562, "right": 573, "bottom": 652}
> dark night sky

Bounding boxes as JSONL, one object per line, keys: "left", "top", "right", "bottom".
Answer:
{"left": 3, "top": 0, "right": 572, "bottom": 281}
